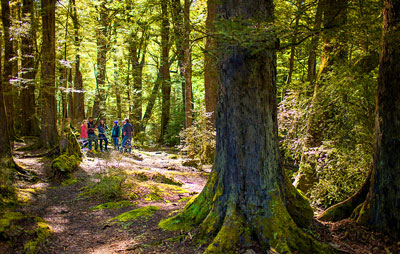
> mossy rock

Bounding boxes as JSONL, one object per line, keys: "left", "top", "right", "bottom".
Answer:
{"left": 90, "top": 201, "right": 134, "bottom": 211}
{"left": 51, "top": 154, "right": 80, "bottom": 177}
{"left": 152, "top": 173, "right": 182, "bottom": 186}
{"left": 182, "top": 159, "right": 201, "bottom": 169}
{"left": 134, "top": 172, "right": 150, "bottom": 182}
{"left": 108, "top": 206, "right": 159, "bottom": 223}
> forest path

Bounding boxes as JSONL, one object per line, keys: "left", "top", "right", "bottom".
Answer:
{"left": 11, "top": 144, "right": 209, "bottom": 254}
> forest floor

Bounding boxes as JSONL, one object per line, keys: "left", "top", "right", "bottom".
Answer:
{"left": 0, "top": 140, "right": 399, "bottom": 254}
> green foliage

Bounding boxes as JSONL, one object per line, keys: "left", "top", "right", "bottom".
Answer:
{"left": 279, "top": 66, "right": 376, "bottom": 207}
{"left": 80, "top": 169, "right": 127, "bottom": 201}
{"left": 179, "top": 111, "right": 216, "bottom": 164}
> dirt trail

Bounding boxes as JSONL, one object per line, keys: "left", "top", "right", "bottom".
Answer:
{"left": 10, "top": 147, "right": 209, "bottom": 254}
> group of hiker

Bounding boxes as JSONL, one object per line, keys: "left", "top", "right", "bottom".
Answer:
{"left": 80, "top": 117, "right": 134, "bottom": 153}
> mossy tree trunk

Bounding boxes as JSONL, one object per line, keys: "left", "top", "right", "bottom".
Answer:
{"left": 321, "top": 0, "right": 400, "bottom": 237}
{"left": 160, "top": 1, "right": 332, "bottom": 252}
{"left": 40, "top": 0, "right": 59, "bottom": 149}
{"left": 183, "top": 0, "right": 192, "bottom": 128}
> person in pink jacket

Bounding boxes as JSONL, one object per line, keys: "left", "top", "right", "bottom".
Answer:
{"left": 80, "top": 120, "right": 88, "bottom": 148}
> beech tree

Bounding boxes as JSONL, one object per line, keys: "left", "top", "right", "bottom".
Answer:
{"left": 160, "top": 0, "right": 332, "bottom": 252}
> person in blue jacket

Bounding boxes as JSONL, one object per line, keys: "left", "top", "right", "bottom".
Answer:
{"left": 98, "top": 119, "right": 108, "bottom": 152}
{"left": 111, "top": 120, "right": 120, "bottom": 150}
{"left": 121, "top": 118, "right": 133, "bottom": 153}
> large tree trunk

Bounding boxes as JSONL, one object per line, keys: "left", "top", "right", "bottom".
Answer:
{"left": 183, "top": 0, "right": 192, "bottom": 128}
{"left": 71, "top": 0, "right": 85, "bottom": 124}
{"left": 0, "top": 31, "right": 12, "bottom": 159}
{"left": 92, "top": 0, "right": 109, "bottom": 121}
{"left": 1, "top": 0, "right": 16, "bottom": 139}
{"left": 321, "top": 0, "right": 400, "bottom": 237}
{"left": 159, "top": 1, "right": 332, "bottom": 253}
{"left": 159, "top": 0, "right": 171, "bottom": 143}
{"left": 40, "top": 0, "right": 58, "bottom": 149}
{"left": 20, "top": 0, "right": 40, "bottom": 136}
{"left": 294, "top": 0, "right": 347, "bottom": 192}
{"left": 204, "top": 0, "right": 218, "bottom": 127}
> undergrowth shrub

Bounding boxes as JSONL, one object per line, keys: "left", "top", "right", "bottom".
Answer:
{"left": 278, "top": 67, "right": 376, "bottom": 207}
{"left": 179, "top": 111, "right": 216, "bottom": 164}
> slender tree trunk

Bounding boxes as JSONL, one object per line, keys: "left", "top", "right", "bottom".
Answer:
{"left": 113, "top": 52, "right": 122, "bottom": 119}
{"left": 183, "top": 0, "right": 192, "bottom": 128}
{"left": 68, "top": 69, "right": 73, "bottom": 118}
{"left": 20, "top": 0, "right": 40, "bottom": 136}
{"left": 306, "top": 0, "right": 323, "bottom": 89}
{"left": 204, "top": 0, "right": 218, "bottom": 127}
{"left": 40, "top": 0, "right": 58, "bottom": 148}
{"left": 92, "top": 1, "right": 109, "bottom": 121}
{"left": 159, "top": 1, "right": 332, "bottom": 253}
{"left": 71, "top": 0, "right": 84, "bottom": 123}
{"left": 1, "top": 0, "right": 16, "bottom": 139}
{"left": 159, "top": 0, "right": 171, "bottom": 143}
{"left": 142, "top": 70, "right": 161, "bottom": 131}
{"left": 287, "top": 0, "right": 302, "bottom": 85}
{"left": 171, "top": 0, "right": 186, "bottom": 116}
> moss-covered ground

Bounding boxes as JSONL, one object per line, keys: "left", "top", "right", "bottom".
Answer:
{"left": 1, "top": 141, "right": 398, "bottom": 253}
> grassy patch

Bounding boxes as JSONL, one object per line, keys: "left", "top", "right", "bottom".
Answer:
{"left": 90, "top": 200, "right": 134, "bottom": 211}
{"left": 61, "top": 178, "right": 80, "bottom": 186}
{"left": 152, "top": 173, "right": 183, "bottom": 186}
{"left": 79, "top": 170, "right": 127, "bottom": 200}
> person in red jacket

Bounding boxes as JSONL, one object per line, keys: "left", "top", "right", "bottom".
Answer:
{"left": 80, "top": 120, "right": 88, "bottom": 148}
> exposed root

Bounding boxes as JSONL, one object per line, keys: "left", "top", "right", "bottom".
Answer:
{"left": 318, "top": 169, "right": 371, "bottom": 222}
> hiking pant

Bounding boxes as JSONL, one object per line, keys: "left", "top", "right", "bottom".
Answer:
{"left": 88, "top": 134, "right": 98, "bottom": 150}
{"left": 112, "top": 137, "right": 119, "bottom": 150}
{"left": 98, "top": 134, "right": 108, "bottom": 151}
{"left": 121, "top": 136, "right": 132, "bottom": 153}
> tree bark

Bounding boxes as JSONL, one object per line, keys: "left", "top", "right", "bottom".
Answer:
{"left": 183, "top": 0, "right": 192, "bottom": 128}
{"left": 306, "top": 0, "right": 323, "bottom": 89}
{"left": 20, "top": 0, "right": 40, "bottom": 136}
{"left": 142, "top": 70, "right": 161, "bottom": 131}
{"left": 159, "top": 0, "right": 171, "bottom": 143}
{"left": 170, "top": 0, "right": 186, "bottom": 116}
{"left": 71, "top": 0, "right": 85, "bottom": 124}
{"left": 322, "top": 0, "right": 400, "bottom": 237}
{"left": 159, "top": 1, "right": 331, "bottom": 252}
{"left": 92, "top": 0, "right": 110, "bottom": 121}
{"left": 0, "top": 31, "right": 12, "bottom": 159}
{"left": 1, "top": 0, "right": 16, "bottom": 139}
{"left": 204, "top": 0, "right": 218, "bottom": 127}
{"left": 40, "top": 0, "right": 58, "bottom": 148}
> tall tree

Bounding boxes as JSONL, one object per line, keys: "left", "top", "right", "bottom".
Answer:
{"left": 40, "top": 0, "right": 58, "bottom": 148}
{"left": 1, "top": 0, "right": 16, "bottom": 139}
{"left": 183, "top": 0, "right": 192, "bottom": 128}
{"left": 20, "top": 0, "right": 40, "bottom": 136}
{"left": 204, "top": 0, "right": 217, "bottom": 126}
{"left": 92, "top": 0, "right": 111, "bottom": 121}
{"left": 320, "top": 0, "right": 400, "bottom": 237}
{"left": 0, "top": 30, "right": 12, "bottom": 160}
{"left": 159, "top": 0, "right": 171, "bottom": 142}
{"left": 71, "top": 0, "right": 85, "bottom": 124}
{"left": 159, "top": 0, "right": 331, "bottom": 252}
